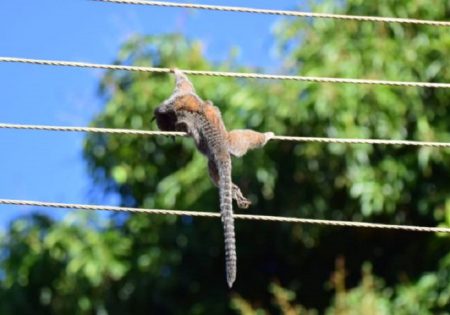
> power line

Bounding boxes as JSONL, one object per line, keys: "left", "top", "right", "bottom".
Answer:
{"left": 1, "top": 198, "right": 449, "bottom": 233}
{"left": 273, "top": 135, "right": 450, "bottom": 148}
{"left": 1, "top": 57, "right": 449, "bottom": 88}
{"left": 0, "top": 123, "right": 187, "bottom": 137}
{"left": 92, "top": 0, "right": 450, "bottom": 27}
{"left": 2, "top": 123, "right": 450, "bottom": 148}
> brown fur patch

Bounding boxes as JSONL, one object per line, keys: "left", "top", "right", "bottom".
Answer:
{"left": 173, "top": 94, "right": 202, "bottom": 113}
{"left": 174, "top": 96, "right": 224, "bottom": 129}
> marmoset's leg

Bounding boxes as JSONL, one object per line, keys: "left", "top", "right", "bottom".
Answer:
{"left": 227, "top": 130, "right": 274, "bottom": 157}
{"left": 208, "top": 159, "right": 251, "bottom": 209}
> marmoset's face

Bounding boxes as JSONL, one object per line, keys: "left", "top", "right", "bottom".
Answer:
{"left": 153, "top": 105, "right": 177, "bottom": 131}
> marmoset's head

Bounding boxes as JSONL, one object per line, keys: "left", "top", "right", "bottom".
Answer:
{"left": 153, "top": 102, "right": 177, "bottom": 131}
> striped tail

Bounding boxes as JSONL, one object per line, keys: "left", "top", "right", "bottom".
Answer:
{"left": 217, "top": 156, "right": 236, "bottom": 288}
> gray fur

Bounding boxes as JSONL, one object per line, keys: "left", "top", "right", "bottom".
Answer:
{"left": 176, "top": 110, "right": 237, "bottom": 287}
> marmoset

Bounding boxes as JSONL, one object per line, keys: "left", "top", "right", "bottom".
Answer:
{"left": 154, "top": 70, "right": 273, "bottom": 287}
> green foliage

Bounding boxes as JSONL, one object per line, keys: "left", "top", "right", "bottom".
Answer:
{"left": 0, "top": 213, "right": 130, "bottom": 314}
{"left": 231, "top": 283, "right": 316, "bottom": 315}
{"left": 1, "top": 0, "right": 450, "bottom": 314}
{"left": 275, "top": 0, "right": 450, "bottom": 216}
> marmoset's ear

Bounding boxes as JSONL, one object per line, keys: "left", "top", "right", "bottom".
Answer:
{"left": 173, "top": 69, "right": 195, "bottom": 94}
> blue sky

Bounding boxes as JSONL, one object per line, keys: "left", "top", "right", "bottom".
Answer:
{"left": 0, "top": 0, "right": 301, "bottom": 228}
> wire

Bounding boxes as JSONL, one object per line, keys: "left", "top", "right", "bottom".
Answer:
{"left": 272, "top": 135, "right": 450, "bottom": 148}
{"left": 92, "top": 0, "right": 450, "bottom": 27}
{"left": 1, "top": 198, "right": 449, "bottom": 233}
{"left": 2, "top": 123, "right": 450, "bottom": 148}
{"left": 1, "top": 57, "right": 449, "bottom": 88}
{"left": 0, "top": 123, "right": 187, "bottom": 137}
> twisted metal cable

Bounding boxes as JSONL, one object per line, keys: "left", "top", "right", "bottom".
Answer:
{"left": 272, "top": 135, "right": 450, "bottom": 148}
{"left": 1, "top": 123, "right": 450, "bottom": 148}
{"left": 1, "top": 198, "right": 449, "bottom": 233}
{"left": 92, "top": 0, "right": 450, "bottom": 27}
{"left": 1, "top": 57, "right": 449, "bottom": 88}
{"left": 0, "top": 123, "right": 187, "bottom": 137}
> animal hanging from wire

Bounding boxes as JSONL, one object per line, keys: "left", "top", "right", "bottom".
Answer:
{"left": 154, "top": 69, "right": 273, "bottom": 287}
